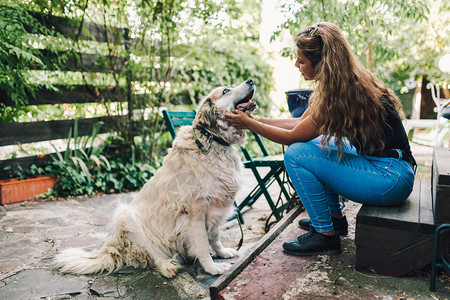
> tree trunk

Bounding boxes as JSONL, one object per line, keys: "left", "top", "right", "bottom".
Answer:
{"left": 420, "top": 76, "right": 437, "bottom": 119}
{"left": 410, "top": 74, "right": 422, "bottom": 120}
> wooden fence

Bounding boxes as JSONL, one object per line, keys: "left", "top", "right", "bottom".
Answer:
{"left": 0, "top": 7, "right": 136, "bottom": 179}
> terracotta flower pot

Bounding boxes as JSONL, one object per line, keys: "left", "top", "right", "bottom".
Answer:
{"left": 0, "top": 176, "right": 59, "bottom": 205}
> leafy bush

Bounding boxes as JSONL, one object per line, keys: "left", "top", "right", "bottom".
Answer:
{"left": 0, "top": 2, "right": 62, "bottom": 108}
{"left": 43, "top": 120, "right": 155, "bottom": 197}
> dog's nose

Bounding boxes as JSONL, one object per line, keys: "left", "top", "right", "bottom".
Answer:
{"left": 246, "top": 79, "right": 253, "bottom": 85}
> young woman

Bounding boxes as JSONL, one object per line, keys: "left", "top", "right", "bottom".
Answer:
{"left": 225, "top": 22, "right": 416, "bottom": 256}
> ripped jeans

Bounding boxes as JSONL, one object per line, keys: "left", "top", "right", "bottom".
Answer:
{"left": 284, "top": 137, "right": 415, "bottom": 233}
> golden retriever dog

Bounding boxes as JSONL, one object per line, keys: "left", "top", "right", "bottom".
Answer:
{"left": 54, "top": 79, "right": 257, "bottom": 278}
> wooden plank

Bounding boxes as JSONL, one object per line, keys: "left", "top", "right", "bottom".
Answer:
{"left": 355, "top": 223, "right": 432, "bottom": 250}
{"left": 26, "top": 9, "right": 126, "bottom": 44}
{"left": 34, "top": 50, "right": 127, "bottom": 73}
{"left": 397, "top": 181, "right": 420, "bottom": 224}
{"left": 432, "top": 147, "right": 450, "bottom": 226}
{"left": 209, "top": 205, "right": 303, "bottom": 299}
{"left": 0, "top": 154, "right": 57, "bottom": 180}
{"left": 419, "top": 180, "right": 435, "bottom": 234}
{"left": 358, "top": 234, "right": 435, "bottom": 276}
{"left": 434, "top": 147, "right": 450, "bottom": 185}
{"left": 0, "top": 85, "right": 129, "bottom": 106}
{"left": 355, "top": 245, "right": 392, "bottom": 268}
{"left": 356, "top": 203, "right": 379, "bottom": 224}
{"left": 0, "top": 116, "right": 124, "bottom": 146}
{"left": 356, "top": 180, "right": 421, "bottom": 232}
{"left": 435, "top": 193, "right": 450, "bottom": 226}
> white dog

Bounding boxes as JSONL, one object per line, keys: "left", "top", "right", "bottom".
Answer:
{"left": 54, "top": 79, "right": 257, "bottom": 278}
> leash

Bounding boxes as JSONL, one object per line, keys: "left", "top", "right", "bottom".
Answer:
{"left": 192, "top": 125, "right": 229, "bottom": 154}
{"left": 236, "top": 211, "right": 244, "bottom": 251}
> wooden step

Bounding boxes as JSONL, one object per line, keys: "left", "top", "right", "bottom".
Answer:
{"left": 432, "top": 147, "right": 450, "bottom": 226}
{"left": 355, "top": 180, "right": 435, "bottom": 276}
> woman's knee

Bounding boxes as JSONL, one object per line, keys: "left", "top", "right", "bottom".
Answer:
{"left": 285, "top": 142, "right": 307, "bottom": 166}
{"left": 285, "top": 141, "right": 322, "bottom": 163}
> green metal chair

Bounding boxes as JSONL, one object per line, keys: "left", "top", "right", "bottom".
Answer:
{"left": 430, "top": 223, "right": 450, "bottom": 292}
{"left": 162, "top": 109, "right": 294, "bottom": 224}
{"left": 162, "top": 110, "right": 197, "bottom": 139}
{"left": 238, "top": 132, "right": 294, "bottom": 222}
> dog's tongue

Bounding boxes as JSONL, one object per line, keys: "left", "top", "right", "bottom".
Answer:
{"left": 236, "top": 100, "right": 256, "bottom": 111}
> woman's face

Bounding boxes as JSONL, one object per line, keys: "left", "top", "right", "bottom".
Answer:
{"left": 295, "top": 48, "right": 315, "bottom": 80}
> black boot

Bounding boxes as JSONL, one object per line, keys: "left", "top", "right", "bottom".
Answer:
{"left": 298, "top": 215, "right": 348, "bottom": 236}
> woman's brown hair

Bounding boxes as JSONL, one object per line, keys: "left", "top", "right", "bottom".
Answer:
{"left": 295, "top": 22, "right": 405, "bottom": 157}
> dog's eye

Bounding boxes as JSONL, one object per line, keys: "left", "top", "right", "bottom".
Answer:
{"left": 223, "top": 88, "right": 230, "bottom": 95}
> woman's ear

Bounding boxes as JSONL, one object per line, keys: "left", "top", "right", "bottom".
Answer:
{"left": 196, "top": 98, "right": 216, "bottom": 127}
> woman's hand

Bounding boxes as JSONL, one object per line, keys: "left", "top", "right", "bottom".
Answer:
{"left": 225, "top": 109, "right": 254, "bottom": 129}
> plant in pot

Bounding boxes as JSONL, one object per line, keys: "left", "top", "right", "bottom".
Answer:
{"left": 0, "top": 164, "right": 59, "bottom": 205}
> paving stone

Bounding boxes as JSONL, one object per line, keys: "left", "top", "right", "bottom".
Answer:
{"left": 116, "top": 269, "right": 181, "bottom": 299}
{"left": 0, "top": 206, "right": 6, "bottom": 220}
{"left": 0, "top": 269, "right": 90, "bottom": 299}
{"left": 0, "top": 238, "right": 39, "bottom": 272}
{"left": 90, "top": 276, "right": 119, "bottom": 297}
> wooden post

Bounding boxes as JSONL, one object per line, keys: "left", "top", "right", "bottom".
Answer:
{"left": 124, "top": 28, "right": 134, "bottom": 137}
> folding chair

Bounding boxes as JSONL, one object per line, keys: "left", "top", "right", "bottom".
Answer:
{"left": 161, "top": 109, "right": 245, "bottom": 224}
{"left": 162, "top": 110, "right": 197, "bottom": 138}
{"left": 238, "top": 133, "right": 294, "bottom": 223}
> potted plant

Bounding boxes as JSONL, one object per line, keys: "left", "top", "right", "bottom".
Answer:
{"left": 0, "top": 174, "right": 59, "bottom": 205}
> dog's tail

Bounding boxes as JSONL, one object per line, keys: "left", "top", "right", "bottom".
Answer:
{"left": 53, "top": 243, "right": 123, "bottom": 275}
{"left": 54, "top": 203, "right": 145, "bottom": 275}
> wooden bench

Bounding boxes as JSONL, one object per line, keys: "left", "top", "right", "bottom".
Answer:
{"left": 355, "top": 147, "right": 450, "bottom": 276}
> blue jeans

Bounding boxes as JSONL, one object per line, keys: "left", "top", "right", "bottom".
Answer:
{"left": 284, "top": 137, "right": 415, "bottom": 233}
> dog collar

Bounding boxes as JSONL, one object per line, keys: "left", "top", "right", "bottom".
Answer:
{"left": 193, "top": 125, "right": 230, "bottom": 154}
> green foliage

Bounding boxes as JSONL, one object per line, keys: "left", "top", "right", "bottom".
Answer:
{"left": 45, "top": 119, "right": 107, "bottom": 195}
{"left": 276, "top": 0, "right": 448, "bottom": 89}
{"left": 0, "top": 1, "right": 62, "bottom": 108}
{"left": 163, "top": 0, "right": 274, "bottom": 110}
{"left": 381, "top": 2, "right": 450, "bottom": 87}
{"left": 1, "top": 163, "right": 46, "bottom": 180}
{"left": 44, "top": 120, "right": 156, "bottom": 196}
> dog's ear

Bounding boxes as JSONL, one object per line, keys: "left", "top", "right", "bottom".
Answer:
{"left": 196, "top": 98, "right": 216, "bottom": 127}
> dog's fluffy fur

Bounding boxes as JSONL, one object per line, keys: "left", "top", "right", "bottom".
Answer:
{"left": 54, "top": 79, "right": 256, "bottom": 278}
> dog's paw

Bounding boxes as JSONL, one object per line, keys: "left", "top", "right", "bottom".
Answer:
{"left": 159, "top": 259, "right": 182, "bottom": 278}
{"left": 217, "top": 247, "right": 238, "bottom": 259}
{"left": 203, "top": 262, "right": 231, "bottom": 275}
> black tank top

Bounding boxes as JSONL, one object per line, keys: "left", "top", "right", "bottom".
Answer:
{"left": 352, "top": 95, "right": 414, "bottom": 162}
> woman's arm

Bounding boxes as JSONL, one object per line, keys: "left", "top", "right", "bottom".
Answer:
{"left": 225, "top": 109, "right": 319, "bottom": 145}
{"left": 255, "top": 107, "right": 311, "bottom": 130}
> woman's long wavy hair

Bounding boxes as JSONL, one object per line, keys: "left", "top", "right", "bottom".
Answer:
{"left": 296, "top": 22, "right": 405, "bottom": 157}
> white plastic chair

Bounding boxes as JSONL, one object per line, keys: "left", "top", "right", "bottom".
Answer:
{"left": 403, "top": 83, "right": 449, "bottom": 147}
